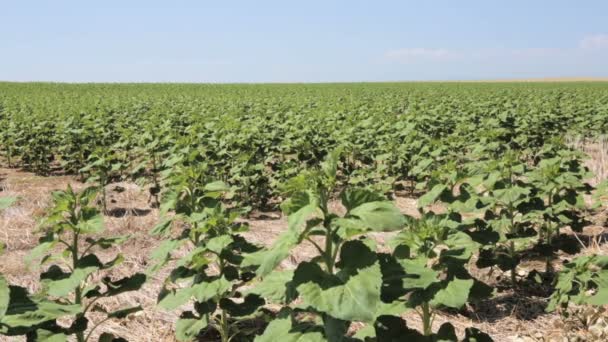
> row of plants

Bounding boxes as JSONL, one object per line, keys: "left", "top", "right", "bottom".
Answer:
{"left": 1, "top": 83, "right": 608, "bottom": 209}
{"left": 2, "top": 148, "right": 607, "bottom": 341}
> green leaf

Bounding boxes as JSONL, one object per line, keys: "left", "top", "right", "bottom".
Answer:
{"left": 243, "top": 198, "right": 322, "bottom": 276}
{"left": 158, "top": 277, "right": 232, "bottom": 310}
{"left": 26, "top": 239, "right": 56, "bottom": 268}
{"left": 587, "top": 288, "right": 608, "bottom": 306}
{"left": 247, "top": 270, "right": 294, "bottom": 303}
{"left": 157, "top": 287, "right": 193, "bottom": 311}
{"left": 1, "top": 300, "right": 82, "bottom": 328}
{"left": 206, "top": 235, "right": 233, "bottom": 254}
{"left": 321, "top": 149, "right": 341, "bottom": 181}
{"left": 45, "top": 264, "right": 100, "bottom": 297}
{"left": 493, "top": 186, "right": 530, "bottom": 204}
{"left": 337, "top": 201, "right": 404, "bottom": 237}
{"left": 204, "top": 181, "right": 231, "bottom": 192}
{"left": 401, "top": 258, "right": 439, "bottom": 289}
{"left": 35, "top": 330, "right": 68, "bottom": 342}
{"left": 297, "top": 263, "right": 382, "bottom": 322}
{"left": 175, "top": 315, "right": 209, "bottom": 342}
{"left": 430, "top": 278, "right": 474, "bottom": 309}
{"left": 254, "top": 317, "right": 325, "bottom": 342}
{"left": 418, "top": 184, "right": 448, "bottom": 208}
{"left": 442, "top": 232, "right": 479, "bottom": 261}
{"left": 335, "top": 240, "right": 378, "bottom": 280}
{"left": 148, "top": 239, "right": 185, "bottom": 274}
{"left": 78, "top": 186, "right": 100, "bottom": 207}
{"left": 76, "top": 208, "right": 104, "bottom": 234}
{"left": 280, "top": 190, "right": 320, "bottom": 218}
{"left": 341, "top": 188, "right": 385, "bottom": 212}
{"left": 191, "top": 277, "right": 232, "bottom": 302}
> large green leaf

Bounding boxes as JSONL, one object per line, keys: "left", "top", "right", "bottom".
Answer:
{"left": 336, "top": 201, "right": 405, "bottom": 238}
{"left": 254, "top": 317, "right": 325, "bottom": 342}
{"left": 45, "top": 264, "right": 100, "bottom": 297}
{"left": 206, "top": 235, "right": 233, "bottom": 254}
{"left": 493, "top": 186, "right": 530, "bottom": 204}
{"left": 242, "top": 231, "right": 299, "bottom": 276}
{"left": 348, "top": 201, "right": 405, "bottom": 231}
{"left": 401, "top": 258, "right": 439, "bottom": 290}
{"left": 297, "top": 263, "right": 382, "bottom": 322}
{"left": 158, "top": 287, "right": 194, "bottom": 311}
{"left": 191, "top": 277, "right": 232, "bottom": 302}
{"left": 430, "top": 278, "right": 474, "bottom": 309}
{"left": 1, "top": 300, "right": 82, "bottom": 328}
{"left": 341, "top": 188, "right": 385, "bottom": 211}
{"left": 247, "top": 270, "right": 294, "bottom": 303}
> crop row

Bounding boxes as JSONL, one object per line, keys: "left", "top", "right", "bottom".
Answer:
{"left": 1, "top": 83, "right": 608, "bottom": 341}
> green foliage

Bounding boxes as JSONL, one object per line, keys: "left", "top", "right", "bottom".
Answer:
{"left": 548, "top": 255, "right": 608, "bottom": 312}
{"left": 247, "top": 153, "right": 488, "bottom": 340}
{"left": 2, "top": 82, "right": 608, "bottom": 341}
{"left": 19, "top": 186, "right": 146, "bottom": 342}
{"left": 151, "top": 180, "right": 261, "bottom": 342}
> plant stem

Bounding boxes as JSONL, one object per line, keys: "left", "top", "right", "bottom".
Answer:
{"left": 324, "top": 225, "right": 334, "bottom": 274}
{"left": 509, "top": 240, "right": 517, "bottom": 287}
{"left": 72, "top": 230, "right": 86, "bottom": 342}
{"left": 219, "top": 310, "right": 230, "bottom": 342}
{"left": 421, "top": 302, "right": 432, "bottom": 336}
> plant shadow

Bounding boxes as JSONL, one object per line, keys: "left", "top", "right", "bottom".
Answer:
{"left": 105, "top": 207, "right": 151, "bottom": 218}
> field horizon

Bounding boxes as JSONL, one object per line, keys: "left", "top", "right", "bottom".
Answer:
{"left": 2, "top": 77, "right": 608, "bottom": 85}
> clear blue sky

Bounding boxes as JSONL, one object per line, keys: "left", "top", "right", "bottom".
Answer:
{"left": 1, "top": 0, "right": 607, "bottom": 82}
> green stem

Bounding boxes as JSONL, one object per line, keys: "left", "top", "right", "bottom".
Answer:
{"left": 72, "top": 230, "right": 86, "bottom": 342}
{"left": 421, "top": 302, "right": 432, "bottom": 336}
{"left": 218, "top": 307, "right": 230, "bottom": 342}
{"left": 324, "top": 225, "right": 334, "bottom": 274}
{"left": 509, "top": 240, "right": 517, "bottom": 287}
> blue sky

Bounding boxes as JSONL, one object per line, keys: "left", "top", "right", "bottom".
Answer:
{"left": 1, "top": 0, "right": 607, "bottom": 82}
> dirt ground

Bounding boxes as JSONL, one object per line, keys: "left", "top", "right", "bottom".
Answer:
{"left": 1, "top": 158, "right": 607, "bottom": 341}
